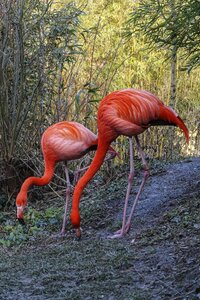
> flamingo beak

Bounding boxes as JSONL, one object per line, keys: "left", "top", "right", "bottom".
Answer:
{"left": 18, "top": 218, "right": 26, "bottom": 226}
{"left": 17, "top": 206, "right": 26, "bottom": 226}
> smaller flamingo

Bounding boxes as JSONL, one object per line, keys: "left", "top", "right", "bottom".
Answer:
{"left": 16, "top": 121, "right": 116, "bottom": 235}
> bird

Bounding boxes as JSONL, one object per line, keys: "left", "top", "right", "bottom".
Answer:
{"left": 16, "top": 121, "right": 117, "bottom": 235}
{"left": 70, "top": 88, "right": 189, "bottom": 238}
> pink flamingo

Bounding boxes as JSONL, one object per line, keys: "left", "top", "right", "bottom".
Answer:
{"left": 70, "top": 89, "right": 189, "bottom": 238}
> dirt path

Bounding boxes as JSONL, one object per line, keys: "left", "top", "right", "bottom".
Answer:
{"left": 0, "top": 158, "right": 200, "bottom": 300}
{"left": 136, "top": 157, "right": 200, "bottom": 217}
{"left": 103, "top": 157, "right": 200, "bottom": 234}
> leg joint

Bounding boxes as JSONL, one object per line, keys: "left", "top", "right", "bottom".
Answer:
{"left": 143, "top": 168, "right": 150, "bottom": 179}
{"left": 66, "top": 186, "right": 70, "bottom": 195}
{"left": 128, "top": 171, "right": 135, "bottom": 182}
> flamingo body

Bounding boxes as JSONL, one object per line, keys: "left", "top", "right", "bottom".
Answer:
{"left": 71, "top": 89, "right": 189, "bottom": 237}
{"left": 42, "top": 121, "right": 97, "bottom": 162}
{"left": 97, "top": 89, "right": 189, "bottom": 142}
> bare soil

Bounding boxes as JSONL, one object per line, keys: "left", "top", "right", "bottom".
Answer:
{"left": 0, "top": 157, "right": 200, "bottom": 300}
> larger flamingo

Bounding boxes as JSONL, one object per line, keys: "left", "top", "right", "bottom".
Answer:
{"left": 16, "top": 121, "right": 116, "bottom": 234}
{"left": 70, "top": 89, "right": 189, "bottom": 238}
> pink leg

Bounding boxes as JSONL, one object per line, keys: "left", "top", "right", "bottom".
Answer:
{"left": 109, "top": 136, "right": 149, "bottom": 239}
{"left": 123, "top": 136, "right": 149, "bottom": 234}
{"left": 73, "top": 149, "right": 117, "bottom": 184}
{"left": 109, "top": 137, "right": 135, "bottom": 239}
{"left": 73, "top": 165, "right": 90, "bottom": 184}
{"left": 61, "top": 163, "right": 71, "bottom": 235}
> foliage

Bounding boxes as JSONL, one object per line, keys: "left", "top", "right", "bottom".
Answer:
{"left": 0, "top": 206, "right": 63, "bottom": 247}
{"left": 126, "top": 0, "right": 200, "bottom": 70}
{"left": 0, "top": 0, "right": 83, "bottom": 161}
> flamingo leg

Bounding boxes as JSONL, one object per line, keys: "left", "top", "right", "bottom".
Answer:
{"left": 109, "top": 136, "right": 149, "bottom": 238}
{"left": 109, "top": 137, "right": 135, "bottom": 238}
{"left": 73, "top": 165, "right": 90, "bottom": 184}
{"left": 73, "top": 150, "right": 117, "bottom": 184}
{"left": 61, "top": 162, "right": 71, "bottom": 235}
{"left": 123, "top": 136, "right": 150, "bottom": 234}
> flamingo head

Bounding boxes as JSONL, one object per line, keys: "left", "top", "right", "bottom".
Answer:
{"left": 16, "top": 192, "right": 27, "bottom": 225}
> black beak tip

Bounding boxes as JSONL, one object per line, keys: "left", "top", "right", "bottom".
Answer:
{"left": 18, "top": 218, "right": 26, "bottom": 226}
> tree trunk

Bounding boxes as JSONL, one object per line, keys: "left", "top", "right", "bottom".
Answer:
{"left": 168, "top": 45, "right": 178, "bottom": 159}
{"left": 170, "top": 45, "right": 177, "bottom": 108}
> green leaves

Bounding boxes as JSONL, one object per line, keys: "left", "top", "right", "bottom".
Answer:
{"left": 0, "top": 0, "right": 84, "bottom": 162}
{"left": 126, "top": 0, "right": 200, "bottom": 70}
{"left": 0, "top": 206, "right": 63, "bottom": 247}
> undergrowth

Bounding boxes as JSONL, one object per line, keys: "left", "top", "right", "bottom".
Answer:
{"left": 0, "top": 207, "right": 63, "bottom": 247}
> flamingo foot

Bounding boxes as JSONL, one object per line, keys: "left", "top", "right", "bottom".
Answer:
{"left": 60, "top": 229, "right": 66, "bottom": 236}
{"left": 108, "top": 223, "right": 131, "bottom": 239}
{"left": 108, "top": 232, "right": 125, "bottom": 239}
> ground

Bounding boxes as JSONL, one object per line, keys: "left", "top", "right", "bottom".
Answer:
{"left": 0, "top": 157, "right": 200, "bottom": 300}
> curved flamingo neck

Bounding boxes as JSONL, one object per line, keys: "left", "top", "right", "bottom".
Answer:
{"left": 16, "top": 159, "right": 55, "bottom": 206}
{"left": 70, "top": 141, "right": 110, "bottom": 228}
{"left": 21, "top": 169, "right": 54, "bottom": 191}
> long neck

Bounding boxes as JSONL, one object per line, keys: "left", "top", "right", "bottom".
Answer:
{"left": 18, "top": 159, "right": 55, "bottom": 197}
{"left": 70, "top": 141, "right": 110, "bottom": 228}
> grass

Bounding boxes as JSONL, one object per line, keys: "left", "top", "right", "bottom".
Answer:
{"left": 0, "top": 160, "right": 200, "bottom": 299}
{"left": 0, "top": 232, "right": 151, "bottom": 299}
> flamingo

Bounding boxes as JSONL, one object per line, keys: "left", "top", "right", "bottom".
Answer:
{"left": 70, "top": 89, "right": 189, "bottom": 238}
{"left": 16, "top": 121, "right": 117, "bottom": 235}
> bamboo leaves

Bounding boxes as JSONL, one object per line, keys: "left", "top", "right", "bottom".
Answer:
{"left": 126, "top": 0, "right": 200, "bottom": 70}
{"left": 0, "top": 0, "right": 83, "bottom": 161}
